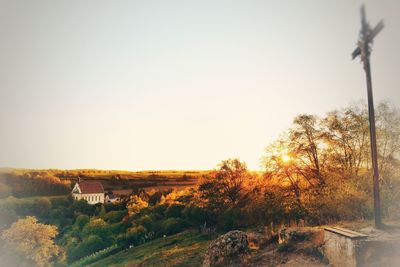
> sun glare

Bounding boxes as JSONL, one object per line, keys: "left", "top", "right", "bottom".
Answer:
{"left": 281, "top": 154, "right": 291, "bottom": 163}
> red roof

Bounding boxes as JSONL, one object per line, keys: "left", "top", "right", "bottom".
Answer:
{"left": 78, "top": 181, "right": 104, "bottom": 194}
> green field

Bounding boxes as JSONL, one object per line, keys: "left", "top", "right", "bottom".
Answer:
{"left": 87, "top": 231, "right": 212, "bottom": 267}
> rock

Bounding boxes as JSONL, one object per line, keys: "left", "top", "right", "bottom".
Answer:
{"left": 246, "top": 232, "right": 269, "bottom": 249}
{"left": 202, "top": 230, "right": 249, "bottom": 267}
{"left": 278, "top": 227, "right": 314, "bottom": 245}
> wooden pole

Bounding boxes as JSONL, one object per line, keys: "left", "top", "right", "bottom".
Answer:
{"left": 363, "top": 51, "right": 382, "bottom": 228}
{"left": 352, "top": 5, "right": 384, "bottom": 229}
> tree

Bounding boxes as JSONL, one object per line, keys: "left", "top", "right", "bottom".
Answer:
{"left": 289, "top": 114, "right": 326, "bottom": 186}
{"left": 262, "top": 101, "right": 400, "bottom": 223}
{"left": 321, "top": 105, "right": 369, "bottom": 179}
{"left": 127, "top": 195, "right": 149, "bottom": 216}
{"left": 74, "top": 214, "right": 90, "bottom": 229}
{"left": 263, "top": 137, "right": 304, "bottom": 207}
{"left": 196, "top": 159, "right": 252, "bottom": 211}
{"left": 1, "top": 216, "right": 65, "bottom": 267}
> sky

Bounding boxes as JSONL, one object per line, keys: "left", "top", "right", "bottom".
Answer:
{"left": 0, "top": 0, "right": 399, "bottom": 171}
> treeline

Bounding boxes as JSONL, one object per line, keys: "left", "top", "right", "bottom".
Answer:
{"left": 189, "top": 102, "right": 400, "bottom": 230}
{"left": 262, "top": 102, "right": 400, "bottom": 223}
{"left": 0, "top": 171, "right": 71, "bottom": 198}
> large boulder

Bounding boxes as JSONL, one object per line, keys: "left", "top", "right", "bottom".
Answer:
{"left": 203, "top": 230, "right": 248, "bottom": 267}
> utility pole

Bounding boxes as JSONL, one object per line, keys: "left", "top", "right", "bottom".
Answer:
{"left": 352, "top": 5, "right": 384, "bottom": 229}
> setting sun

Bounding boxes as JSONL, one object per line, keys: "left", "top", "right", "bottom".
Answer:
{"left": 281, "top": 154, "right": 291, "bottom": 163}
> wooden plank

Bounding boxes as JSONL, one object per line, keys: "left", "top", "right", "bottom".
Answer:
{"left": 324, "top": 227, "right": 368, "bottom": 240}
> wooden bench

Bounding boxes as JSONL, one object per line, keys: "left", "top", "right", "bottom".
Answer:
{"left": 323, "top": 227, "right": 368, "bottom": 267}
{"left": 324, "top": 226, "right": 368, "bottom": 240}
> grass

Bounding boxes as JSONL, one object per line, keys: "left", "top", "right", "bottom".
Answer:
{"left": 70, "top": 245, "right": 121, "bottom": 267}
{"left": 87, "top": 231, "right": 213, "bottom": 267}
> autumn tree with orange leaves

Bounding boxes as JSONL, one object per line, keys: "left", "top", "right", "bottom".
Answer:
{"left": 1, "top": 216, "right": 65, "bottom": 267}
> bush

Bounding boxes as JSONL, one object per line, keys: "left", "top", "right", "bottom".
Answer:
{"left": 103, "top": 210, "right": 127, "bottom": 223}
{"left": 70, "top": 244, "right": 121, "bottom": 267}
{"left": 216, "top": 209, "right": 244, "bottom": 232}
{"left": 33, "top": 198, "right": 52, "bottom": 218}
{"left": 182, "top": 205, "right": 209, "bottom": 226}
{"left": 116, "top": 225, "right": 147, "bottom": 248}
{"left": 51, "top": 196, "right": 72, "bottom": 208}
{"left": 136, "top": 214, "right": 161, "bottom": 234}
{"left": 165, "top": 204, "right": 184, "bottom": 218}
{"left": 0, "top": 203, "right": 18, "bottom": 226}
{"left": 81, "top": 219, "right": 111, "bottom": 241}
{"left": 68, "top": 235, "right": 107, "bottom": 263}
{"left": 104, "top": 202, "right": 126, "bottom": 212}
{"left": 72, "top": 200, "right": 96, "bottom": 216}
{"left": 162, "top": 217, "right": 185, "bottom": 236}
{"left": 153, "top": 204, "right": 167, "bottom": 215}
{"left": 75, "top": 215, "right": 90, "bottom": 229}
{"left": 148, "top": 191, "right": 163, "bottom": 205}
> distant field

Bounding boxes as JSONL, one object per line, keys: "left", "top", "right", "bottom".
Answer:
{"left": 0, "top": 168, "right": 212, "bottom": 196}
{"left": 3, "top": 168, "right": 210, "bottom": 179}
{"left": 56, "top": 169, "right": 210, "bottom": 193}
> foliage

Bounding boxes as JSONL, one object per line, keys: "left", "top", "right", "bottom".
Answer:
{"left": 75, "top": 214, "right": 90, "bottom": 229}
{"left": 1, "top": 216, "right": 65, "bottom": 267}
{"left": 102, "top": 210, "right": 128, "bottom": 223}
{"left": 69, "top": 244, "right": 120, "bottom": 267}
{"left": 116, "top": 225, "right": 147, "bottom": 248}
{"left": 262, "top": 102, "right": 400, "bottom": 223}
{"left": 0, "top": 171, "right": 70, "bottom": 198}
{"left": 165, "top": 203, "right": 185, "bottom": 218}
{"left": 127, "top": 195, "right": 149, "bottom": 215}
{"left": 196, "top": 159, "right": 253, "bottom": 212}
{"left": 162, "top": 217, "right": 186, "bottom": 236}
{"left": 67, "top": 235, "right": 107, "bottom": 263}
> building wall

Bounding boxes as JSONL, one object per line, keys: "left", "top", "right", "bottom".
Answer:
{"left": 72, "top": 193, "right": 104, "bottom": 204}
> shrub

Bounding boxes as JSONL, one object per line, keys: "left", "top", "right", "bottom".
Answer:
{"left": 70, "top": 244, "right": 120, "bottom": 267}
{"left": 0, "top": 203, "right": 18, "bottom": 226}
{"left": 68, "top": 235, "right": 107, "bottom": 263}
{"left": 136, "top": 214, "right": 161, "bottom": 234}
{"left": 165, "top": 204, "right": 185, "bottom": 218}
{"left": 162, "top": 217, "right": 185, "bottom": 236}
{"left": 103, "top": 210, "right": 127, "bottom": 223}
{"left": 74, "top": 215, "right": 90, "bottom": 229}
{"left": 216, "top": 209, "right": 244, "bottom": 232}
{"left": 72, "top": 200, "right": 96, "bottom": 216}
{"left": 182, "top": 205, "right": 208, "bottom": 226}
{"left": 153, "top": 204, "right": 167, "bottom": 215}
{"left": 116, "top": 225, "right": 147, "bottom": 248}
{"left": 33, "top": 198, "right": 52, "bottom": 218}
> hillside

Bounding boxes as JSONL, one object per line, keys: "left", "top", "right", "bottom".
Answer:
{"left": 84, "top": 231, "right": 212, "bottom": 267}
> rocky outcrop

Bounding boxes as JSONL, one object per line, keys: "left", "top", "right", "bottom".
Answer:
{"left": 202, "top": 230, "right": 248, "bottom": 267}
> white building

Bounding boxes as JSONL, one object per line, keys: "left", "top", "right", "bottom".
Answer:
{"left": 72, "top": 181, "right": 105, "bottom": 204}
{"left": 105, "top": 193, "right": 121, "bottom": 204}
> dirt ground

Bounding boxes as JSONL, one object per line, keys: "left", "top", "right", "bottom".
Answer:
{"left": 247, "top": 245, "right": 328, "bottom": 267}
{"left": 244, "top": 227, "right": 328, "bottom": 267}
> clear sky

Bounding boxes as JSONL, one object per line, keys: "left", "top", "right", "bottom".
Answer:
{"left": 0, "top": 0, "right": 399, "bottom": 171}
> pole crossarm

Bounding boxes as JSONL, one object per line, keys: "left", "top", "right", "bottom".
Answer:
{"left": 352, "top": 5, "right": 384, "bottom": 61}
